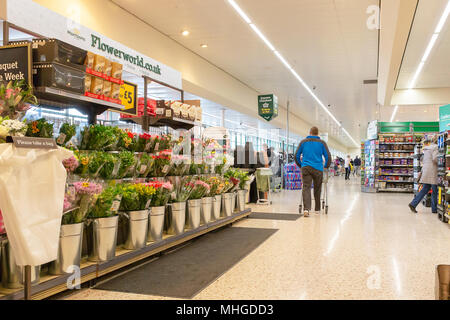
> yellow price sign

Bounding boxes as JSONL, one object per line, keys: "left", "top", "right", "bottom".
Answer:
{"left": 119, "top": 81, "right": 136, "bottom": 111}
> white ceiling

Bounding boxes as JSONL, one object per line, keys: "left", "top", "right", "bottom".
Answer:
{"left": 396, "top": 0, "right": 450, "bottom": 89}
{"left": 111, "top": 0, "right": 379, "bottom": 147}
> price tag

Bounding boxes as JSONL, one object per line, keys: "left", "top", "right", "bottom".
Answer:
{"left": 162, "top": 165, "right": 170, "bottom": 174}
{"left": 145, "top": 142, "right": 151, "bottom": 152}
{"left": 165, "top": 109, "right": 172, "bottom": 117}
{"left": 139, "top": 165, "right": 147, "bottom": 174}
{"left": 154, "top": 143, "right": 159, "bottom": 152}
{"left": 156, "top": 108, "right": 164, "bottom": 115}
{"left": 57, "top": 133, "right": 66, "bottom": 145}
{"left": 110, "top": 200, "right": 121, "bottom": 213}
{"left": 119, "top": 82, "right": 136, "bottom": 111}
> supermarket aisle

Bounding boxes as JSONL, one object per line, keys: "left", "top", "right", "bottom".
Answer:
{"left": 65, "top": 176, "right": 450, "bottom": 300}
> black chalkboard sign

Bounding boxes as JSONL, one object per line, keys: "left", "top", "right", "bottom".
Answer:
{"left": 0, "top": 43, "right": 32, "bottom": 86}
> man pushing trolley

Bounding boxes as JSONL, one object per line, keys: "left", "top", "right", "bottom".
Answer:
{"left": 294, "top": 127, "right": 331, "bottom": 217}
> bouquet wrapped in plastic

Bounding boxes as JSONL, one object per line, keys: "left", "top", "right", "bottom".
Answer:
{"left": 80, "top": 125, "right": 119, "bottom": 151}
{"left": 0, "top": 80, "right": 36, "bottom": 120}
{"left": 152, "top": 150, "right": 172, "bottom": 177}
{"left": 224, "top": 168, "right": 240, "bottom": 192}
{"left": 62, "top": 181, "right": 102, "bottom": 225}
{"left": 62, "top": 155, "right": 79, "bottom": 175}
{"left": 57, "top": 123, "right": 76, "bottom": 146}
{"left": 117, "top": 151, "right": 137, "bottom": 179}
{"left": 171, "top": 176, "right": 195, "bottom": 203}
{"left": 0, "top": 117, "right": 27, "bottom": 143}
{"left": 168, "top": 154, "right": 190, "bottom": 176}
{"left": 135, "top": 152, "right": 155, "bottom": 178}
{"left": 88, "top": 185, "right": 123, "bottom": 219}
{"left": 147, "top": 180, "right": 173, "bottom": 207}
{"left": 188, "top": 179, "right": 210, "bottom": 200}
{"left": 26, "top": 118, "right": 54, "bottom": 138}
{"left": 99, "top": 152, "right": 121, "bottom": 180}
{"left": 207, "top": 176, "right": 224, "bottom": 197}
{"left": 119, "top": 183, "right": 155, "bottom": 211}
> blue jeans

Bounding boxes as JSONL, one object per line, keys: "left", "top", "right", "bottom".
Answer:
{"left": 410, "top": 184, "right": 438, "bottom": 213}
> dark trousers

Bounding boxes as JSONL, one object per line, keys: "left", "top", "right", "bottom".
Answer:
{"left": 302, "top": 166, "right": 323, "bottom": 211}
{"left": 410, "top": 184, "right": 438, "bottom": 213}
{"left": 345, "top": 167, "right": 350, "bottom": 180}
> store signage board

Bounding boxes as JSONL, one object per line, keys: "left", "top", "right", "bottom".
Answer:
{"left": 439, "top": 104, "right": 450, "bottom": 132}
{"left": 258, "top": 94, "right": 278, "bottom": 121}
{"left": 5, "top": 0, "right": 182, "bottom": 89}
{"left": 367, "top": 120, "right": 378, "bottom": 140}
{"left": 9, "top": 136, "right": 57, "bottom": 149}
{"left": 0, "top": 43, "right": 32, "bottom": 86}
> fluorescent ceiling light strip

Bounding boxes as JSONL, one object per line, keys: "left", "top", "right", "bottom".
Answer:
{"left": 274, "top": 51, "right": 292, "bottom": 69}
{"left": 421, "top": 33, "right": 438, "bottom": 62}
{"left": 227, "top": 0, "right": 358, "bottom": 146}
{"left": 390, "top": 105, "right": 399, "bottom": 122}
{"left": 409, "top": 0, "right": 450, "bottom": 89}
{"left": 250, "top": 24, "right": 275, "bottom": 51}
{"left": 409, "top": 61, "right": 424, "bottom": 89}
{"left": 435, "top": 0, "right": 450, "bottom": 33}
{"left": 227, "top": 0, "right": 252, "bottom": 23}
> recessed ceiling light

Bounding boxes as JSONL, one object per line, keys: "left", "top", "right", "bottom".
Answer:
{"left": 182, "top": 30, "right": 190, "bottom": 36}
{"left": 201, "top": 44, "right": 208, "bottom": 48}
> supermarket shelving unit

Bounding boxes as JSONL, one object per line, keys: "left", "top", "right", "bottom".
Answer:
{"left": 361, "top": 139, "right": 377, "bottom": 193}
{"left": 377, "top": 135, "right": 417, "bottom": 193}
{"left": 438, "top": 132, "right": 449, "bottom": 223}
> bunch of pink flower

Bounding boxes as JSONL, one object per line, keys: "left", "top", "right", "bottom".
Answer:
{"left": 73, "top": 181, "right": 103, "bottom": 195}
{"left": 188, "top": 179, "right": 211, "bottom": 200}
{"left": 62, "top": 156, "right": 79, "bottom": 173}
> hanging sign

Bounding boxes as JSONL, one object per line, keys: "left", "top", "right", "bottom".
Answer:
{"left": 439, "top": 104, "right": 450, "bottom": 132}
{"left": 258, "top": 94, "right": 278, "bottom": 121}
{"left": 367, "top": 120, "right": 378, "bottom": 140}
{"left": 0, "top": 43, "right": 32, "bottom": 86}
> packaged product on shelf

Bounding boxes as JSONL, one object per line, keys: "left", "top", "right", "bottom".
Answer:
{"left": 93, "top": 54, "right": 106, "bottom": 73}
{"left": 103, "top": 81, "right": 112, "bottom": 98}
{"left": 91, "top": 77, "right": 104, "bottom": 95}
{"left": 84, "top": 75, "right": 92, "bottom": 93}
{"left": 85, "top": 51, "right": 95, "bottom": 69}
{"left": 104, "top": 59, "right": 112, "bottom": 77}
{"left": 195, "top": 105, "right": 202, "bottom": 122}
{"left": 27, "top": 38, "right": 87, "bottom": 66}
{"left": 187, "top": 105, "right": 196, "bottom": 120}
{"left": 170, "top": 101, "right": 182, "bottom": 117}
{"left": 180, "top": 103, "right": 190, "bottom": 119}
{"left": 111, "top": 83, "right": 121, "bottom": 100}
{"left": 33, "top": 62, "right": 86, "bottom": 94}
{"left": 111, "top": 62, "right": 123, "bottom": 79}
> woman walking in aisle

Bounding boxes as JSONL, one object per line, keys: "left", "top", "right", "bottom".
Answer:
{"left": 408, "top": 137, "right": 438, "bottom": 214}
{"left": 344, "top": 155, "right": 351, "bottom": 180}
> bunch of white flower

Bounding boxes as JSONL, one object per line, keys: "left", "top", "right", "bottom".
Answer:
{"left": 0, "top": 118, "right": 27, "bottom": 139}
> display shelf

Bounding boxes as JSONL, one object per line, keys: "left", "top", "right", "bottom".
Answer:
{"left": 379, "top": 165, "right": 413, "bottom": 167}
{"left": 379, "top": 181, "right": 414, "bottom": 183}
{"left": 0, "top": 208, "right": 252, "bottom": 300}
{"left": 124, "top": 115, "right": 201, "bottom": 130}
{"left": 34, "top": 87, "right": 125, "bottom": 123}
{"left": 379, "top": 142, "right": 417, "bottom": 145}
{"left": 378, "top": 188, "right": 414, "bottom": 193}
{"left": 379, "top": 157, "right": 413, "bottom": 160}
{"left": 378, "top": 150, "right": 415, "bottom": 153}
{"left": 379, "top": 174, "right": 413, "bottom": 176}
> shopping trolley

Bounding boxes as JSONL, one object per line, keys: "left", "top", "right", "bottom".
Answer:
{"left": 298, "top": 168, "right": 329, "bottom": 214}
{"left": 256, "top": 168, "right": 273, "bottom": 205}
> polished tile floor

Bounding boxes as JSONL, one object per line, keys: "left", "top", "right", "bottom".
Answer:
{"left": 65, "top": 176, "right": 450, "bottom": 300}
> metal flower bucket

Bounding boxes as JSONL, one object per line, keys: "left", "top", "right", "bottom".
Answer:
{"left": 1, "top": 240, "right": 41, "bottom": 289}
{"left": 212, "top": 194, "right": 222, "bottom": 220}
{"left": 123, "top": 210, "right": 149, "bottom": 250}
{"left": 148, "top": 206, "right": 165, "bottom": 242}
{"left": 222, "top": 193, "right": 234, "bottom": 217}
{"left": 201, "top": 197, "right": 213, "bottom": 225}
{"left": 186, "top": 199, "right": 201, "bottom": 229}
{"left": 237, "top": 190, "right": 247, "bottom": 212}
{"left": 168, "top": 202, "right": 186, "bottom": 235}
{"left": 49, "top": 223, "right": 84, "bottom": 275}
{"left": 88, "top": 215, "right": 119, "bottom": 262}
{"left": 231, "top": 192, "right": 237, "bottom": 213}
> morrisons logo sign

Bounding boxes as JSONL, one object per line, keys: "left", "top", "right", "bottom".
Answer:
{"left": 91, "top": 34, "right": 161, "bottom": 75}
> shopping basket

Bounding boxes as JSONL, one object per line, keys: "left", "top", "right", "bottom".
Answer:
{"left": 256, "top": 168, "right": 273, "bottom": 205}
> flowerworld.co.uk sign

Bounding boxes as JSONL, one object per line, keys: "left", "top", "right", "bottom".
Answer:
{"left": 4, "top": 0, "right": 182, "bottom": 89}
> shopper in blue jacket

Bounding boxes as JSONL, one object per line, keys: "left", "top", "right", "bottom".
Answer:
{"left": 295, "top": 127, "right": 331, "bottom": 217}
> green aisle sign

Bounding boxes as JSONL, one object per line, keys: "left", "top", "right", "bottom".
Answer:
{"left": 258, "top": 94, "right": 278, "bottom": 121}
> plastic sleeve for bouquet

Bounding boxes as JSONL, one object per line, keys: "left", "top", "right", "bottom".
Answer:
{"left": 0, "top": 144, "right": 73, "bottom": 266}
